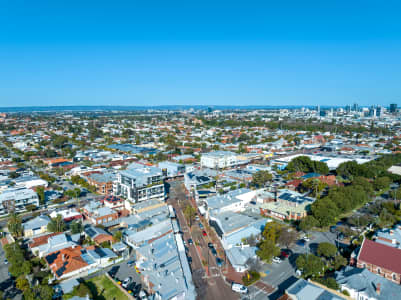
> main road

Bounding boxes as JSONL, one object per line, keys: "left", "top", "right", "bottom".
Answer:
{"left": 167, "top": 179, "right": 238, "bottom": 300}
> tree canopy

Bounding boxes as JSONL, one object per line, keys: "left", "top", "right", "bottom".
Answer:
{"left": 286, "top": 156, "right": 329, "bottom": 175}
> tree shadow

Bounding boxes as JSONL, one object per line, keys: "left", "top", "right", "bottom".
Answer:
{"left": 268, "top": 276, "right": 299, "bottom": 300}
{"left": 309, "top": 242, "right": 319, "bottom": 254}
{"left": 86, "top": 281, "right": 106, "bottom": 300}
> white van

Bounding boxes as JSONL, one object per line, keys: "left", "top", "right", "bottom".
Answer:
{"left": 232, "top": 283, "right": 248, "bottom": 294}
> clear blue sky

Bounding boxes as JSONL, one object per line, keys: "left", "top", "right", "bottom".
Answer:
{"left": 1, "top": 0, "right": 401, "bottom": 107}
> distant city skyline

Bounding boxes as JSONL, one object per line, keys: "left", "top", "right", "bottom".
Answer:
{"left": 1, "top": 1, "right": 401, "bottom": 107}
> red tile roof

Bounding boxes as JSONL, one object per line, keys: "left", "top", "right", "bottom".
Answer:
{"left": 45, "top": 246, "right": 88, "bottom": 279}
{"left": 29, "top": 232, "right": 63, "bottom": 248}
{"left": 358, "top": 238, "right": 401, "bottom": 274}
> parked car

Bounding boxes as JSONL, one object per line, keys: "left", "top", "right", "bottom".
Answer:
{"left": 216, "top": 257, "right": 223, "bottom": 267}
{"left": 122, "top": 277, "right": 132, "bottom": 289}
{"left": 280, "top": 250, "right": 290, "bottom": 258}
{"left": 188, "top": 256, "right": 192, "bottom": 264}
{"left": 138, "top": 290, "right": 148, "bottom": 300}
{"left": 133, "top": 284, "right": 142, "bottom": 297}
{"left": 4, "top": 259, "right": 8, "bottom": 265}
{"left": 127, "top": 260, "right": 135, "bottom": 267}
{"left": 108, "top": 266, "right": 119, "bottom": 278}
{"left": 211, "top": 247, "right": 217, "bottom": 256}
{"left": 231, "top": 283, "right": 248, "bottom": 294}
{"left": 188, "top": 238, "right": 193, "bottom": 245}
{"left": 303, "top": 236, "right": 310, "bottom": 242}
{"left": 202, "top": 230, "right": 207, "bottom": 236}
{"left": 208, "top": 242, "right": 214, "bottom": 248}
{"left": 273, "top": 257, "right": 282, "bottom": 263}
{"left": 199, "top": 222, "right": 204, "bottom": 229}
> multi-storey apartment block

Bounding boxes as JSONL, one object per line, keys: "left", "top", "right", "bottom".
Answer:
{"left": 113, "top": 163, "right": 165, "bottom": 203}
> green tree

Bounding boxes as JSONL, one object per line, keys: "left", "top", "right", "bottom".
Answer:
{"left": 113, "top": 231, "right": 123, "bottom": 242}
{"left": 373, "top": 176, "right": 391, "bottom": 191}
{"left": 47, "top": 214, "right": 66, "bottom": 232}
{"left": 22, "top": 260, "right": 32, "bottom": 275}
{"left": 184, "top": 205, "right": 196, "bottom": 227}
{"left": 333, "top": 255, "right": 347, "bottom": 270}
{"left": 296, "top": 254, "right": 325, "bottom": 278}
{"left": 299, "top": 216, "right": 318, "bottom": 232}
{"left": 262, "top": 222, "right": 282, "bottom": 243}
{"left": 16, "top": 276, "right": 30, "bottom": 291}
{"left": 251, "top": 170, "right": 273, "bottom": 188}
{"left": 317, "top": 242, "right": 337, "bottom": 259}
{"left": 7, "top": 213, "right": 23, "bottom": 237}
{"left": 70, "top": 221, "right": 83, "bottom": 234}
{"left": 71, "top": 283, "right": 93, "bottom": 298}
{"left": 256, "top": 239, "right": 280, "bottom": 262}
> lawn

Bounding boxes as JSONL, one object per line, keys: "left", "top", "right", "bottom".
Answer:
{"left": 87, "top": 274, "right": 129, "bottom": 300}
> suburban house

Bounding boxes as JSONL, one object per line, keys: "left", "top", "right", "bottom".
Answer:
{"left": 335, "top": 266, "right": 401, "bottom": 300}
{"left": 285, "top": 278, "right": 345, "bottom": 300}
{"left": 84, "top": 225, "right": 113, "bottom": 245}
{"left": 22, "top": 215, "right": 51, "bottom": 237}
{"left": 35, "top": 233, "right": 81, "bottom": 258}
{"left": 45, "top": 245, "right": 117, "bottom": 280}
{"left": 50, "top": 208, "right": 83, "bottom": 222}
{"left": 82, "top": 201, "right": 119, "bottom": 226}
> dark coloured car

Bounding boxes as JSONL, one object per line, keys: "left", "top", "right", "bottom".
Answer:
{"left": 108, "top": 266, "right": 119, "bottom": 278}
{"left": 188, "top": 238, "right": 193, "bottom": 245}
{"left": 199, "top": 223, "right": 204, "bottom": 229}
{"left": 127, "top": 260, "right": 135, "bottom": 267}
{"left": 280, "top": 250, "right": 291, "bottom": 259}
{"left": 188, "top": 256, "right": 193, "bottom": 264}
{"left": 208, "top": 242, "right": 214, "bottom": 248}
{"left": 211, "top": 247, "right": 217, "bottom": 256}
{"left": 216, "top": 257, "right": 223, "bottom": 267}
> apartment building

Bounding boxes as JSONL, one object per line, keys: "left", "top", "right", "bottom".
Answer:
{"left": 200, "top": 150, "right": 238, "bottom": 169}
{"left": 113, "top": 163, "right": 164, "bottom": 203}
{"left": 86, "top": 171, "right": 116, "bottom": 195}
{"left": 0, "top": 187, "right": 39, "bottom": 215}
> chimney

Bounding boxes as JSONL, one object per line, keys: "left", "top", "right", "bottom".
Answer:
{"left": 376, "top": 283, "right": 381, "bottom": 295}
{"left": 62, "top": 254, "right": 65, "bottom": 261}
{"left": 390, "top": 230, "right": 394, "bottom": 236}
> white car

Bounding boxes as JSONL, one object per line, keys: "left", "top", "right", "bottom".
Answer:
{"left": 231, "top": 283, "right": 248, "bottom": 294}
{"left": 122, "top": 277, "right": 132, "bottom": 289}
{"left": 303, "top": 236, "right": 310, "bottom": 242}
{"left": 273, "top": 257, "right": 282, "bottom": 263}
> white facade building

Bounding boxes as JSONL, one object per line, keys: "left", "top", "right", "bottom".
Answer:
{"left": 201, "top": 151, "right": 238, "bottom": 169}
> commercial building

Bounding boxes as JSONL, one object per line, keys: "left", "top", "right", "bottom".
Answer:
{"left": 260, "top": 189, "right": 315, "bottom": 221}
{"left": 355, "top": 238, "right": 401, "bottom": 284}
{"left": 158, "top": 161, "right": 186, "bottom": 178}
{"left": 200, "top": 151, "right": 238, "bottom": 169}
{"left": 113, "top": 163, "right": 165, "bottom": 203}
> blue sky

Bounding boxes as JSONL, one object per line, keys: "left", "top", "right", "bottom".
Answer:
{"left": 1, "top": 1, "right": 401, "bottom": 107}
